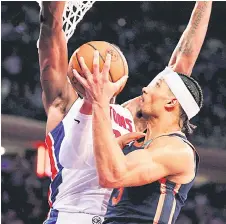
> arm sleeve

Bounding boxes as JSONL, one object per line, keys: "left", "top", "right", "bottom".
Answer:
{"left": 59, "top": 112, "right": 94, "bottom": 169}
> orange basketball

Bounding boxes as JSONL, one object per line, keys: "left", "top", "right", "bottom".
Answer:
{"left": 67, "top": 41, "right": 129, "bottom": 97}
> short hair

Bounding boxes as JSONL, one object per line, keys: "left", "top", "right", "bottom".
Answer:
{"left": 178, "top": 74, "right": 203, "bottom": 135}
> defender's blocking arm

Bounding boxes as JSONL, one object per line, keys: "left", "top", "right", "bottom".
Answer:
{"left": 169, "top": 1, "right": 212, "bottom": 75}
{"left": 122, "top": 1, "right": 212, "bottom": 130}
{"left": 39, "top": 2, "right": 77, "bottom": 116}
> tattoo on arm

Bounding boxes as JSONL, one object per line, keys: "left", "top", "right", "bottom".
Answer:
{"left": 178, "top": 2, "right": 208, "bottom": 55}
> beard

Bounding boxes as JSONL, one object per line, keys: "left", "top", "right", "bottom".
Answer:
{"left": 136, "top": 109, "right": 143, "bottom": 118}
{"left": 136, "top": 108, "right": 153, "bottom": 120}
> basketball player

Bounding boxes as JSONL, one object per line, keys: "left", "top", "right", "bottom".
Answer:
{"left": 72, "top": 1, "right": 212, "bottom": 224}
{"left": 39, "top": 2, "right": 143, "bottom": 224}
{"left": 39, "top": 1, "right": 211, "bottom": 224}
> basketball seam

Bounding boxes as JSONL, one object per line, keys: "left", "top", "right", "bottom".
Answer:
{"left": 74, "top": 52, "right": 84, "bottom": 96}
{"left": 86, "top": 43, "right": 113, "bottom": 82}
{"left": 110, "top": 43, "right": 127, "bottom": 93}
{"left": 110, "top": 43, "right": 126, "bottom": 77}
{"left": 75, "top": 52, "right": 83, "bottom": 71}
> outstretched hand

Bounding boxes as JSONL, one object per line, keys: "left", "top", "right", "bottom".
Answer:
{"left": 73, "top": 50, "right": 128, "bottom": 105}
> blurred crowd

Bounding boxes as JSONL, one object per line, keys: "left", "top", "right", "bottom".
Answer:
{"left": 1, "top": 151, "right": 226, "bottom": 224}
{"left": 1, "top": 2, "right": 226, "bottom": 223}
{"left": 1, "top": 1, "right": 226, "bottom": 149}
{"left": 1, "top": 152, "right": 49, "bottom": 224}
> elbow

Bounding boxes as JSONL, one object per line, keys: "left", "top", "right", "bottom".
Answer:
{"left": 98, "top": 178, "right": 109, "bottom": 188}
{"left": 98, "top": 171, "right": 125, "bottom": 188}
{"left": 98, "top": 177, "right": 119, "bottom": 189}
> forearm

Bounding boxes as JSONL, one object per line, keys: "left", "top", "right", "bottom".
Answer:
{"left": 40, "top": 2, "right": 65, "bottom": 28}
{"left": 59, "top": 111, "right": 93, "bottom": 169}
{"left": 39, "top": 2, "right": 69, "bottom": 105}
{"left": 92, "top": 103, "right": 127, "bottom": 185}
{"left": 169, "top": 1, "right": 212, "bottom": 75}
{"left": 59, "top": 100, "right": 93, "bottom": 168}
{"left": 39, "top": 2, "right": 67, "bottom": 72}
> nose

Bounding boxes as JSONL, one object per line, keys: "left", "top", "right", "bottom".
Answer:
{"left": 142, "top": 87, "right": 147, "bottom": 94}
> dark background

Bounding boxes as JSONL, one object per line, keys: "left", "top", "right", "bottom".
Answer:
{"left": 1, "top": 1, "right": 226, "bottom": 224}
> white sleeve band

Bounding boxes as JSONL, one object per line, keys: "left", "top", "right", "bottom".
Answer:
{"left": 59, "top": 112, "right": 94, "bottom": 169}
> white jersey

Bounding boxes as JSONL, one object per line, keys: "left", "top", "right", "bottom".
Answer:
{"left": 45, "top": 98, "right": 135, "bottom": 217}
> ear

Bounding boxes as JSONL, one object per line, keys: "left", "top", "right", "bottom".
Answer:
{"left": 165, "top": 98, "right": 178, "bottom": 111}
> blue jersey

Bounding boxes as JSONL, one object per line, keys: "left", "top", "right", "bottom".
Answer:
{"left": 104, "top": 133, "right": 199, "bottom": 224}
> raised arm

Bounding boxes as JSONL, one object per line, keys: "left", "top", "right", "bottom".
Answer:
{"left": 168, "top": 1, "right": 212, "bottom": 76}
{"left": 39, "top": 2, "right": 77, "bottom": 117}
{"left": 122, "top": 1, "right": 212, "bottom": 128}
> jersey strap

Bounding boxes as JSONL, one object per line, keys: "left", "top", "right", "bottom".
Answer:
{"left": 142, "top": 132, "right": 186, "bottom": 148}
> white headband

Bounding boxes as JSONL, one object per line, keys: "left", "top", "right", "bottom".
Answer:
{"left": 148, "top": 67, "right": 200, "bottom": 120}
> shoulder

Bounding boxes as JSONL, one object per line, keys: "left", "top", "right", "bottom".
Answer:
{"left": 148, "top": 135, "right": 195, "bottom": 174}
{"left": 150, "top": 135, "right": 191, "bottom": 150}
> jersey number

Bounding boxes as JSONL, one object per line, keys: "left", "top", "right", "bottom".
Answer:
{"left": 111, "top": 129, "right": 124, "bottom": 205}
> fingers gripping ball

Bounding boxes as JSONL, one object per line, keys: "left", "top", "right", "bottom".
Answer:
{"left": 67, "top": 41, "right": 129, "bottom": 97}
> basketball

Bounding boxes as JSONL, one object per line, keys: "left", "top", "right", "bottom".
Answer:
{"left": 67, "top": 41, "right": 129, "bottom": 97}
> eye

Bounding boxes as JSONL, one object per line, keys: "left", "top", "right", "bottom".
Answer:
{"left": 142, "top": 87, "right": 148, "bottom": 94}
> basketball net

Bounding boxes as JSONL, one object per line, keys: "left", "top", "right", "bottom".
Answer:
{"left": 37, "top": 1, "right": 95, "bottom": 42}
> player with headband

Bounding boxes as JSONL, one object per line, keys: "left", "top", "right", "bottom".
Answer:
{"left": 72, "top": 1, "right": 212, "bottom": 224}
{"left": 39, "top": 2, "right": 211, "bottom": 223}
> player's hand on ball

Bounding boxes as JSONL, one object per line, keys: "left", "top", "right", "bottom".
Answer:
{"left": 117, "top": 132, "right": 146, "bottom": 149}
{"left": 73, "top": 50, "right": 128, "bottom": 105}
